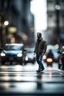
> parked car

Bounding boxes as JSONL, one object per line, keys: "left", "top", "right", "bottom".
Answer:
{"left": 24, "top": 48, "right": 36, "bottom": 64}
{"left": 58, "top": 46, "right": 64, "bottom": 70}
{"left": 0, "top": 43, "right": 24, "bottom": 65}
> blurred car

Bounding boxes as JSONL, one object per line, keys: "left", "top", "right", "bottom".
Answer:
{"left": 43, "top": 45, "right": 59, "bottom": 63}
{"left": 0, "top": 43, "right": 24, "bottom": 65}
{"left": 24, "top": 48, "right": 36, "bottom": 64}
{"left": 58, "top": 46, "right": 64, "bottom": 70}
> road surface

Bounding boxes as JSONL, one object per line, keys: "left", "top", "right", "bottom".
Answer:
{"left": 0, "top": 63, "right": 64, "bottom": 96}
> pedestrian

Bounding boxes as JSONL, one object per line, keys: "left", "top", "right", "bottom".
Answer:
{"left": 34, "top": 32, "right": 47, "bottom": 72}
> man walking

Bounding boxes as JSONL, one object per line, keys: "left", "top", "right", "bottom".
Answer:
{"left": 34, "top": 32, "right": 47, "bottom": 72}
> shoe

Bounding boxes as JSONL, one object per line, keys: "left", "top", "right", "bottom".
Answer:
{"left": 40, "top": 68, "right": 44, "bottom": 72}
{"left": 41, "top": 66, "right": 44, "bottom": 70}
{"left": 36, "top": 69, "right": 44, "bottom": 72}
{"left": 36, "top": 69, "right": 40, "bottom": 72}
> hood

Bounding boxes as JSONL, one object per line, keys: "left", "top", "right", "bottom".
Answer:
{"left": 4, "top": 50, "right": 22, "bottom": 55}
{"left": 27, "top": 53, "right": 34, "bottom": 59}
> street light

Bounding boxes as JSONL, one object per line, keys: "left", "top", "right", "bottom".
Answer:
{"left": 1, "top": 21, "right": 9, "bottom": 46}
{"left": 4, "top": 21, "right": 9, "bottom": 26}
{"left": 8, "top": 26, "right": 17, "bottom": 33}
{"left": 55, "top": 5, "right": 60, "bottom": 10}
{"left": 8, "top": 26, "right": 17, "bottom": 43}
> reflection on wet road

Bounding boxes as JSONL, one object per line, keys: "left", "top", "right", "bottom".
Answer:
{"left": 0, "top": 63, "right": 64, "bottom": 96}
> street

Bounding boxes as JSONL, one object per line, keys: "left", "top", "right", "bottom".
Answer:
{"left": 0, "top": 62, "right": 64, "bottom": 96}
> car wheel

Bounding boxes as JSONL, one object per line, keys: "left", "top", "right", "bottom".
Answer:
{"left": 32, "top": 58, "right": 35, "bottom": 64}
{"left": 32, "top": 60, "right": 35, "bottom": 64}
{"left": 1, "top": 61, "right": 5, "bottom": 65}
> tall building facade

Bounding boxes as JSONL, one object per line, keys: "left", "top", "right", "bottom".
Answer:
{"left": 47, "top": 0, "right": 64, "bottom": 46}
{"left": 0, "top": 0, "right": 35, "bottom": 47}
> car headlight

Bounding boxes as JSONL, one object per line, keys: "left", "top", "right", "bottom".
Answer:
{"left": 25, "top": 56, "right": 28, "bottom": 61}
{"left": 1, "top": 52, "right": 6, "bottom": 56}
{"left": 17, "top": 53, "right": 22, "bottom": 57}
{"left": 47, "top": 58, "right": 53, "bottom": 62}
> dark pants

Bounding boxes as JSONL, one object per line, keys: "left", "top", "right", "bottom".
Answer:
{"left": 36, "top": 55, "right": 44, "bottom": 70}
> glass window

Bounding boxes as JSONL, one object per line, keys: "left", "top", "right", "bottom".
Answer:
{"left": 4, "top": 45, "right": 23, "bottom": 50}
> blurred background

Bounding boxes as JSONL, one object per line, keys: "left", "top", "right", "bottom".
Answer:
{"left": 0, "top": 1, "right": 64, "bottom": 96}
{"left": 0, "top": 0, "right": 64, "bottom": 48}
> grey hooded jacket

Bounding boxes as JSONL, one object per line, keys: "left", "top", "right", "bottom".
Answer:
{"left": 34, "top": 38, "right": 47, "bottom": 56}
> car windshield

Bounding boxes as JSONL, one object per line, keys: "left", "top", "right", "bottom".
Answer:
{"left": 26, "top": 48, "right": 34, "bottom": 53}
{"left": 27, "top": 50, "right": 33, "bottom": 53}
{"left": 4, "top": 45, "right": 23, "bottom": 50}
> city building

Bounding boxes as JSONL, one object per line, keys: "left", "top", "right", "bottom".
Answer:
{"left": 47, "top": 0, "right": 64, "bottom": 46}
{"left": 0, "top": 0, "right": 35, "bottom": 47}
